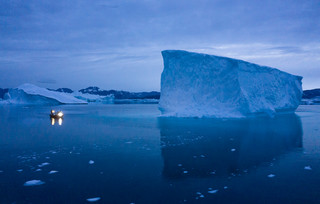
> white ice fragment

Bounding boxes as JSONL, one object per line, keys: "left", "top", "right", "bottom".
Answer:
{"left": 267, "top": 174, "right": 276, "bottom": 178}
{"left": 224, "top": 186, "right": 228, "bottom": 189}
{"left": 231, "top": 149, "right": 236, "bottom": 152}
{"left": 46, "top": 157, "right": 50, "bottom": 159}
{"left": 199, "top": 195, "right": 204, "bottom": 198}
{"left": 49, "top": 170, "right": 58, "bottom": 174}
{"left": 183, "top": 171, "right": 188, "bottom": 174}
{"left": 17, "top": 169, "right": 23, "bottom": 172}
{"left": 178, "top": 164, "right": 182, "bottom": 167}
{"left": 24, "top": 180, "right": 45, "bottom": 186}
{"left": 159, "top": 50, "right": 302, "bottom": 118}
{"left": 86, "top": 197, "right": 101, "bottom": 202}
{"left": 304, "top": 166, "right": 312, "bottom": 170}
{"left": 208, "top": 189, "right": 218, "bottom": 194}
{"left": 200, "top": 155, "right": 205, "bottom": 158}
{"left": 89, "top": 160, "right": 95, "bottom": 164}
{"left": 38, "top": 162, "right": 50, "bottom": 167}
{"left": 35, "top": 169, "right": 42, "bottom": 172}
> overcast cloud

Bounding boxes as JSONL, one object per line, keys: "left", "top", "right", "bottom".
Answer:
{"left": 1, "top": 0, "right": 319, "bottom": 91}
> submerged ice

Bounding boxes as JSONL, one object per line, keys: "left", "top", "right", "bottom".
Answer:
{"left": 159, "top": 50, "right": 303, "bottom": 118}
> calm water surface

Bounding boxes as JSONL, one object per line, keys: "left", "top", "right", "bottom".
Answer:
{"left": 0, "top": 104, "right": 319, "bottom": 204}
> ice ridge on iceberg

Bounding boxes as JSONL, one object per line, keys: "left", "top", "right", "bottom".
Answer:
{"left": 5, "top": 83, "right": 87, "bottom": 105}
{"left": 159, "top": 50, "right": 303, "bottom": 118}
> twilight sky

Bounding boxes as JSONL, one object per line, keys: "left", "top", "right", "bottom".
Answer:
{"left": 1, "top": 0, "right": 319, "bottom": 91}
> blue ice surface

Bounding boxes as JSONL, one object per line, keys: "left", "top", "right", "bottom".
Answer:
{"left": 0, "top": 104, "right": 319, "bottom": 203}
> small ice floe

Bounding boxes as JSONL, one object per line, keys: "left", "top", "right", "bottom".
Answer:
{"left": 304, "top": 166, "right": 312, "bottom": 170}
{"left": 178, "top": 164, "right": 182, "bottom": 167}
{"left": 199, "top": 195, "right": 204, "bottom": 198}
{"left": 45, "top": 157, "right": 50, "bottom": 159}
{"left": 48, "top": 170, "right": 58, "bottom": 174}
{"left": 38, "top": 162, "right": 50, "bottom": 167}
{"left": 230, "top": 148, "right": 236, "bottom": 152}
{"left": 17, "top": 169, "right": 23, "bottom": 172}
{"left": 183, "top": 171, "right": 188, "bottom": 174}
{"left": 210, "top": 171, "right": 216, "bottom": 175}
{"left": 35, "top": 169, "right": 42, "bottom": 172}
{"left": 267, "top": 174, "right": 276, "bottom": 178}
{"left": 86, "top": 197, "right": 101, "bottom": 202}
{"left": 224, "top": 186, "right": 228, "bottom": 189}
{"left": 24, "top": 180, "right": 45, "bottom": 186}
{"left": 89, "top": 160, "right": 95, "bottom": 164}
{"left": 200, "top": 155, "right": 205, "bottom": 158}
{"left": 208, "top": 189, "right": 218, "bottom": 194}
{"left": 125, "top": 141, "right": 133, "bottom": 144}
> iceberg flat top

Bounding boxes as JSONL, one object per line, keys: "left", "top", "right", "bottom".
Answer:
{"left": 159, "top": 50, "right": 303, "bottom": 118}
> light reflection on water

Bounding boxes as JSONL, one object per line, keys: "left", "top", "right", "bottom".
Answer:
{"left": 50, "top": 117, "right": 63, "bottom": 126}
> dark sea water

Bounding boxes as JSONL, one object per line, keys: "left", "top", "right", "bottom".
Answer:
{"left": 0, "top": 104, "right": 319, "bottom": 204}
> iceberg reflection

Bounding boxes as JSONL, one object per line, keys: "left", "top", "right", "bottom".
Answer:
{"left": 159, "top": 114, "right": 303, "bottom": 178}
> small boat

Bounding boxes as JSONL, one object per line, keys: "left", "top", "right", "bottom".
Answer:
{"left": 50, "top": 110, "right": 64, "bottom": 118}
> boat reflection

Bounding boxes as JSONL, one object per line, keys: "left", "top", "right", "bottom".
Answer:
{"left": 51, "top": 117, "right": 63, "bottom": 126}
{"left": 158, "top": 114, "right": 303, "bottom": 178}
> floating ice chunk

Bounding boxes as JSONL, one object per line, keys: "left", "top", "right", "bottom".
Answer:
{"left": 199, "top": 195, "right": 204, "bottom": 198}
{"left": 35, "top": 169, "right": 42, "bottom": 172}
{"left": 267, "top": 174, "right": 276, "bottom": 178}
{"left": 183, "top": 171, "right": 188, "bottom": 174}
{"left": 24, "top": 180, "right": 45, "bottom": 186}
{"left": 17, "top": 169, "right": 23, "bottom": 172}
{"left": 89, "top": 160, "right": 95, "bottom": 164}
{"left": 86, "top": 197, "right": 101, "bottom": 202}
{"left": 159, "top": 50, "right": 302, "bottom": 118}
{"left": 178, "top": 164, "right": 182, "bottom": 167}
{"left": 230, "top": 149, "right": 236, "bottom": 152}
{"left": 304, "top": 166, "right": 312, "bottom": 170}
{"left": 208, "top": 189, "right": 218, "bottom": 194}
{"left": 38, "top": 162, "right": 50, "bottom": 167}
{"left": 49, "top": 170, "right": 58, "bottom": 174}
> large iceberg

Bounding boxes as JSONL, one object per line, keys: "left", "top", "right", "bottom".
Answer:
{"left": 5, "top": 83, "right": 87, "bottom": 105}
{"left": 159, "top": 50, "right": 303, "bottom": 118}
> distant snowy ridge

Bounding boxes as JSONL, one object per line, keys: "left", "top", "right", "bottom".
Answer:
{"left": 4, "top": 83, "right": 87, "bottom": 104}
{"left": 159, "top": 50, "right": 303, "bottom": 118}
